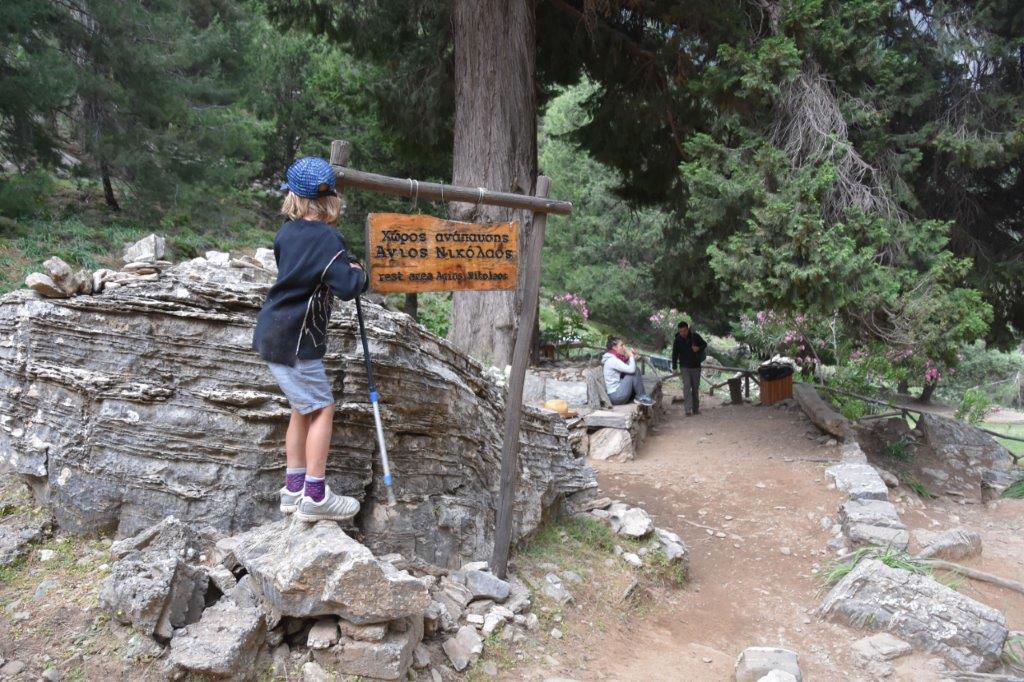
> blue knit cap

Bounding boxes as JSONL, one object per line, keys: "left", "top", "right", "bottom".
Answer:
{"left": 280, "top": 157, "right": 337, "bottom": 198}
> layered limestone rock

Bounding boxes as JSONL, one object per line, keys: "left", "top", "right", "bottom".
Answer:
{"left": 0, "top": 256, "right": 596, "bottom": 568}
{"left": 819, "top": 559, "right": 1008, "bottom": 672}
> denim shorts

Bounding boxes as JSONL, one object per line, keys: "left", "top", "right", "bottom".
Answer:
{"left": 267, "top": 358, "right": 335, "bottom": 415}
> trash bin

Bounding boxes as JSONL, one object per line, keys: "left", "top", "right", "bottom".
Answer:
{"left": 758, "top": 362, "right": 795, "bottom": 406}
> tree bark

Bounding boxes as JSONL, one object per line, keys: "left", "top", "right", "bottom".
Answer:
{"left": 403, "top": 293, "right": 418, "bottom": 321}
{"left": 918, "top": 381, "right": 937, "bottom": 404}
{"left": 897, "top": 379, "right": 909, "bottom": 395}
{"left": 448, "top": 0, "right": 538, "bottom": 367}
{"left": 101, "top": 161, "right": 120, "bottom": 211}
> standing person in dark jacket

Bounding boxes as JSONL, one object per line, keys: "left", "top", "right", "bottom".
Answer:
{"left": 671, "top": 321, "right": 708, "bottom": 416}
{"left": 252, "top": 157, "right": 368, "bottom": 523}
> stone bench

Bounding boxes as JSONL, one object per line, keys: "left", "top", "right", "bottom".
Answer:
{"left": 523, "top": 365, "right": 665, "bottom": 462}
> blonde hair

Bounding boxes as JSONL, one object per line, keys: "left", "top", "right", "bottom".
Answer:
{"left": 280, "top": 192, "right": 344, "bottom": 224}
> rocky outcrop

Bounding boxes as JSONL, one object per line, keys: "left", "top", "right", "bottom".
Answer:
{"left": 819, "top": 559, "right": 1008, "bottom": 672}
{"left": 0, "top": 251, "right": 596, "bottom": 568}
{"left": 916, "top": 413, "right": 1019, "bottom": 501}
{"left": 856, "top": 413, "right": 1020, "bottom": 502}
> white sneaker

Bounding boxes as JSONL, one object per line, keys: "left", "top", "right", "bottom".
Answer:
{"left": 295, "top": 485, "right": 360, "bottom": 522}
{"left": 279, "top": 486, "right": 302, "bottom": 514}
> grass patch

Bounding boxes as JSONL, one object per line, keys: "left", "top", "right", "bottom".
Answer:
{"left": 640, "top": 547, "right": 687, "bottom": 588}
{"left": 519, "top": 514, "right": 617, "bottom": 562}
{"left": 899, "top": 474, "right": 937, "bottom": 499}
{"left": 883, "top": 436, "right": 914, "bottom": 462}
{"left": 982, "top": 421, "right": 1024, "bottom": 459}
{"left": 1002, "top": 478, "right": 1024, "bottom": 499}
{"left": 1005, "top": 635, "right": 1024, "bottom": 675}
{"left": 520, "top": 514, "right": 687, "bottom": 590}
{"left": 821, "top": 547, "right": 930, "bottom": 588}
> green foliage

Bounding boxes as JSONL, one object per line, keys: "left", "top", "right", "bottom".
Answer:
{"left": 939, "top": 341, "right": 1024, "bottom": 408}
{"left": 0, "top": 171, "right": 54, "bottom": 219}
{"left": 539, "top": 81, "right": 669, "bottom": 334}
{"left": 955, "top": 388, "right": 992, "bottom": 424}
{"left": 0, "top": 0, "right": 74, "bottom": 166}
{"left": 414, "top": 293, "right": 452, "bottom": 339}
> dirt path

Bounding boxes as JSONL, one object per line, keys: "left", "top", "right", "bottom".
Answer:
{"left": 542, "top": 391, "right": 1024, "bottom": 681}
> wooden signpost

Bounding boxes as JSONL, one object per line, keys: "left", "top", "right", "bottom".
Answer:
{"left": 329, "top": 140, "right": 570, "bottom": 578}
{"left": 366, "top": 213, "right": 518, "bottom": 293}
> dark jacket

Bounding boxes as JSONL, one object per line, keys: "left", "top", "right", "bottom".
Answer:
{"left": 252, "top": 220, "right": 367, "bottom": 365}
{"left": 672, "top": 330, "right": 707, "bottom": 370}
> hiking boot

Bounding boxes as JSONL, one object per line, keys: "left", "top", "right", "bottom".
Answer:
{"left": 280, "top": 487, "right": 301, "bottom": 514}
{"left": 634, "top": 395, "right": 655, "bottom": 407}
{"left": 295, "top": 485, "right": 360, "bottom": 522}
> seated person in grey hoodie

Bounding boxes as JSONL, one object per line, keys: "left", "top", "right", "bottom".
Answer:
{"left": 602, "top": 336, "right": 654, "bottom": 406}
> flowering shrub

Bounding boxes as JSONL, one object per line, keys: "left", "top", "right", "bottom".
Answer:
{"left": 548, "top": 292, "right": 590, "bottom": 344}
{"left": 734, "top": 309, "right": 833, "bottom": 375}
{"left": 648, "top": 307, "right": 685, "bottom": 350}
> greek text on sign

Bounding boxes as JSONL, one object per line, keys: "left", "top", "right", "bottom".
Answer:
{"left": 366, "top": 213, "right": 518, "bottom": 293}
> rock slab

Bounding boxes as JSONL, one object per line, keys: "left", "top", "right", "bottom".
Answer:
{"left": 314, "top": 617, "right": 423, "bottom": 680}
{"left": 913, "top": 527, "right": 982, "bottom": 560}
{"left": 230, "top": 519, "right": 429, "bottom": 623}
{"left": 734, "top": 647, "right": 803, "bottom": 682}
{"left": 851, "top": 633, "right": 912, "bottom": 662}
{"left": 464, "top": 569, "right": 510, "bottom": 602}
{"left": 167, "top": 600, "right": 266, "bottom": 679}
{"left": 588, "top": 427, "right": 635, "bottom": 462}
{"left": 819, "top": 559, "right": 1007, "bottom": 671}
{"left": 442, "top": 625, "right": 483, "bottom": 672}
{"left": 826, "top": 463, "right": 889, "bottom": 501}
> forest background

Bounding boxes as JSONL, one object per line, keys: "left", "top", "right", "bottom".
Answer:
{"left": 2, "top": 0, "right": 1023, "bottom": 418}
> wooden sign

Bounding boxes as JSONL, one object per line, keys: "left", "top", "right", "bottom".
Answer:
{"left": 365, "top": 213, "right": 518, "bottom": 293}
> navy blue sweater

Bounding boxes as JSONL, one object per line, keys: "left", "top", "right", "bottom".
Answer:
{"left": 252, "top": 220, "right": 367, "bottom": 365}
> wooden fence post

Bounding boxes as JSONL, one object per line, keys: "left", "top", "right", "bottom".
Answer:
{"left": 490, "top": 175, "right": 551, "bottom": 579}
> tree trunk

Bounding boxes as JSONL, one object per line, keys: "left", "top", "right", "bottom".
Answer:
{"left": 918, "top": 381, "right": 937, "bottom": 404}
{"left": 897, "top": 379, "right": 909, "bottom": 395}
{"left": 448, "top": 0, "right": 538, "bottom": 367}
{"left": 101, "top": 162, "right": 120, "bottom": 211}
{"left": 403, "top": 293, "right": 418, "bottom": 321}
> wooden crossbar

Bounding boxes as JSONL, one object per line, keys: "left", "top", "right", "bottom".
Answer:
{"left": 329, "top": 141, "right": 572, "bottom": 215}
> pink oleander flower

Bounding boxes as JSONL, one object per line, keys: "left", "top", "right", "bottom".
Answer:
{"left": 756, "top": 311, "right": 768, "bottom": 324}
{"left": 850, "top": 350, "right": 864, "bottom": 361}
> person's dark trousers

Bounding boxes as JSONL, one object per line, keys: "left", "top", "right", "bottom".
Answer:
{"left": 609, "top": 372, "right": 647, "bottom": 406}
{"left": 681, "top": 367, "right": 701, "bottom": 414}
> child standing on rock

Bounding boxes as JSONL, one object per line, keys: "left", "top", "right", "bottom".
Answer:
{"left": 252, "top": 157, "right": 367, "bottom": 522}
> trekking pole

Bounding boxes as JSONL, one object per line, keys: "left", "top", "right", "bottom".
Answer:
{"left": 353, "top": 295, "right": 397, "bottom": 506}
